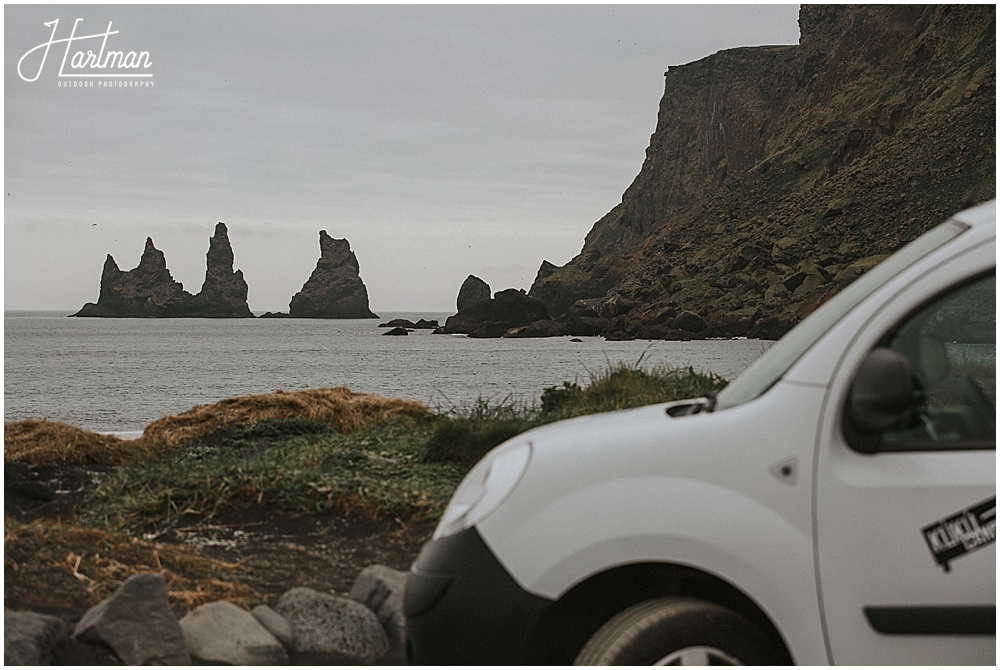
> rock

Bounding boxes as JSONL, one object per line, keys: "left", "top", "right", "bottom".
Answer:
{"left": 251, "top": 605, "right": 295, "bottom": 650}
{"left": 380, "top": 319, "right": 416, "bottom": 328}
{"left": 184, "top": 222, "right": 255, "bottom": 318}
{"left": 570, "top": 338, "right": 584, "bottom": 342}
{"left": 180, "top": 601, "right": 289, "bottom": 665}
{"left": 349, "top": 565, "right": 409, "bottom": 665}
{"left": 73, "top": 572, "right": 190, "bottom": 665}
{"left": 288, "top": 231, "right": 378, "bottom": 319}
{"left": 382, "top": 327, "right": 409, "bottom": 336}
{"left": 503, "top": 320, "right": 568, "bottom": 338}
{"left": 604, "top": 331, "right": 633, "bottom": 341}
{"left": 747, "top": 316, "right": 795, "bottom": 340}
{"left": 275, "top": 587, "right": 389, "bottom": 664}
{"left": 564, "top": 316, "right": 610, "bottom": 336}
{"left": 74, "top": 224, "right": 254, "bottom": 318}
{"left": 73, "top": 238, "right": 187, "bottom": 317}
{"left": 5, "top": 611, "right": 70, "bottom": 665}
{"left": 413, "top": 318, "right": 440, "bottom": 329}
{"left": 443, "top": 288, "right": 550, "bottom": 337}
{"left": 599, "top": 294, "right": 635, "bottom": 319}
{"left": 258, "top": 311, "right": 292, "bottom": 318}
{"left": 457, "top": 275, "right": 491, "bottom": 312}
{"left": 669, "top": 311, "right": 706, "bottom": 334}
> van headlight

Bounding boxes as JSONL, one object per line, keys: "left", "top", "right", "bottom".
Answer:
{"left": 433, "top": 441, "right": 532, "bottom": 540}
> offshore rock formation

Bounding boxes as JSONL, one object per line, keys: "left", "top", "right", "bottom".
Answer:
{"left": 184, "top": 223, "right": 253, "bottom": 318}
{"left": 442, "top": 288, "right": 551, "bottom": 338}
{"left": 73, "top": 223, "right": 252, "bottom": 318}
{"left": 288, "top": 232, "right": 377, "bottom": 319}
{"left": 529, "top": 5, "right": 995, "bottom": 339}
{"left": 456, "top": 275, "right": 491, "bottom": 312}
{"left": 73, "top": 238, "right": 187, "bottom": 317}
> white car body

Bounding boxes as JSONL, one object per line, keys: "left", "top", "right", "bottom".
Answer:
{"left": 406, "top": 200, "right": 995, "bottom": 665}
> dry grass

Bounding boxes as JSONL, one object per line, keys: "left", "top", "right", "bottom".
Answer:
{"left": 5, "top": 387, "right": 434, "bottom": 467}
{"left": 4, "top": 516, "right": 258, "bottom": 618}
{"left": 4, "top": 419, "right": 148, "bottom": 467}
{"left": 139, "top": 387, "right": 433, "bottom": 451}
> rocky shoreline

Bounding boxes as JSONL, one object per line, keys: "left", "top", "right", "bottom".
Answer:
{"left": 6, "top": 566, "right": 410, "bottom": 665}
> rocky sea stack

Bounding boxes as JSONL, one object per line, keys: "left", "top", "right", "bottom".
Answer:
{"left": 528, "top": 5, "right": 995, "bottom": 339}
{"left": 73, "top": 223, "right": 252, "bottom": 318}
{"left": 288, "top": 232, "right": 378, "bottom": 319}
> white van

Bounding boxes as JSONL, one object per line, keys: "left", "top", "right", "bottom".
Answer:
{"left": 405, "top": 201, "right": 995, "bottom": 665}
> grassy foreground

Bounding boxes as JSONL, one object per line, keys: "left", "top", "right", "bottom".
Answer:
{"left": 6, "top": 364, "right": 726, "bottom": 534}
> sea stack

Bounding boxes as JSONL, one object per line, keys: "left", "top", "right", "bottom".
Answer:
{"left": 288, "top": 231, "right": 378, "bottom": 319}
{"left": 185, "top": 223, "right": 253, "bottom": 318}
{"left": 73, "top": 223, "right": 254, "bottom": 318}
{"left": 73, "top": 238, "right": 188, "bottom": 317}
{"left": 456, "top": 275, "right": 491, "bottom": 312}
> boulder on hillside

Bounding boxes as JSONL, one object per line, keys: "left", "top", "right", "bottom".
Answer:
{"left": 350, "top": 565, "right": 409, "bottom": 665}
{"left": 457, "top": 275, "right": 491, "bottom": 312}
{"left": 5, "top": 611, "right": 70, "bottom": 665}
{"left": 442, "top": 289, "right": 550, "bottom": 337}
{"left": 288, "top": 232, "right": 378, "bottom": 319}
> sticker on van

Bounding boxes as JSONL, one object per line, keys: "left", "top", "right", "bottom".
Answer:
{"left": 922, "top": 497, "right": 996, "bottom": 572}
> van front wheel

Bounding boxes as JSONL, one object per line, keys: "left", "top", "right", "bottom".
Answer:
{"left": 574, "top": 597, "right": 785, "bottom": 665}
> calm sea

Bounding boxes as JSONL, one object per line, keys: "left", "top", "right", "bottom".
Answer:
{"left": 4, "top": 311, "right": 771, "bottom": 434}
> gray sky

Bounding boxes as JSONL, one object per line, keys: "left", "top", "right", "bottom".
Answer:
{"left": 5, "top": 4, "right": 801, "bottom": 313}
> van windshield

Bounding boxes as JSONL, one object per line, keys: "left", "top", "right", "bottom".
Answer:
{"left": 714, "top": 220, "right": 969, "bottom": 410}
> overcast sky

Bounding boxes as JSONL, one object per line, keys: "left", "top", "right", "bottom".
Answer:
{"left": 5, "top": 4, "right": 801, "bottom": 313}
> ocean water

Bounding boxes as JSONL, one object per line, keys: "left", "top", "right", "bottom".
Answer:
{"left": 4, "top": 311, "right": 771, "bottom": 433}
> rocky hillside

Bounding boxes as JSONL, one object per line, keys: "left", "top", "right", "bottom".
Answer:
{"left": 530, "top": 5, "right": 995, "bottom": 339}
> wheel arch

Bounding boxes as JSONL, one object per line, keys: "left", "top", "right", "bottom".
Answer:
{"left": 520, "top": 561, "right": 794, "bottom": 665}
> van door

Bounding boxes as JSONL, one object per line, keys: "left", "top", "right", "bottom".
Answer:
{"left": 815, "top": 266, "right": 995, "bottom": 665}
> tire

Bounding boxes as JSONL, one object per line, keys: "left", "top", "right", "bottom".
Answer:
{"left": 573, "top": 597, "right": 786, "bottom": 665}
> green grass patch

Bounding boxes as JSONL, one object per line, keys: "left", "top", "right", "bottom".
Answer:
{"left": 78, "top": 365, "right": 727, "bottom": 532}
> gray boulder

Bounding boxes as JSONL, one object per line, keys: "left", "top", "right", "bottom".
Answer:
{"left": 457, "top": 275, "right": 491, "bottom": 312}
{"left": 5, "top": 611, "right": 70, "bottom": 665}
{"left": 349, "top": 565, "right": 409, "bottom": 665}
{"left": 180, "top": 601, "right": 289, "bottom": 665}
{"left": 251, "top": 605, "right": 295, "bottom": 650}
{"left": 275, "top": 587, "right": 389, "bottom": 664}
{"left": 73, "top": 572, "right": 190, "bottom": 665}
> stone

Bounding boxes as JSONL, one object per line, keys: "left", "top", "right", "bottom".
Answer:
{"left": 275, "top": 586, "right": 389, "bottom": 664}
{"left": 564, "top": 316, "right": 610, "bottom": 336}
{"left": 604, "top": 331, "right": 633, "bottom": 341}
{"left": 73, "top": 224, "right": 254, "bottom": 318}
{"left": 73, "top": 238, "right": 187, "bottom": 317}
{"left": 503, "top": 320, "right": 568, "bottom": 338}
{"left": 5, "top": 611, "right": 70, "bottom": 665}
{"left": 599, "top": 294, "right": 635, "bottom": 319}
{"left": 443, "top": 288, "right": 551, "bottom": 337}
{"left": 251, "top": 605, "right": 295, "bottom": 650}
{"left": 349, "top": 565, "right": 409, "bottom": 665}
{"left": 669, "top": 311, "right": 706, "bottom": 334}
{"left": 184, "top": 222, "right": 255, "bottom": 318}
{"left": 457, "top": 275, "right": 491, "bottom": 312}
{"left": 180, "top": 601, "right": 289, "bottom": 665}
{"left": 73, "top": 572, "right": 190, "bottom": 665}
{"left": 288, "top": 231, "right": 378, "bottom": 318}
{"left": 382, "top": 327, "right": 409, "bottom": 336}
{"left": 380, "top": 318, "right": 416, "bottom": 328}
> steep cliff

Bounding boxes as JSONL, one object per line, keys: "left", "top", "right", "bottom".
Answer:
{"left": 530, "top": 5, "right": 995, "bottom": 338}
{"left": 288, "top": 232, "right": 378, "bottom": 319}
{"left": 74, "top": 224, "right": 253, "bottom": 318}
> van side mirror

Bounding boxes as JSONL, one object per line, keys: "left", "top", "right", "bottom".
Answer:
{"left": 845, "top": 348, "right": 920, "bottom": 453}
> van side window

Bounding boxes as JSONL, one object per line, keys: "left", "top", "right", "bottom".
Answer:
{"left": 881, "top": 273, "right": 995, "bottom": 450}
